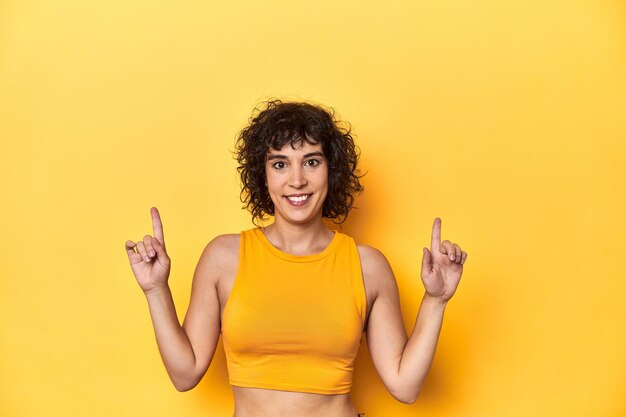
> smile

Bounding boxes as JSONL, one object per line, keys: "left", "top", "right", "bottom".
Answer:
{"left": 284, "top": 193, "right": 312, "bottom": 206}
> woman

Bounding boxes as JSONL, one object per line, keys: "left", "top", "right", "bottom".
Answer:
{"left": 125, "top": 100, "right": 468, "bottom": 417}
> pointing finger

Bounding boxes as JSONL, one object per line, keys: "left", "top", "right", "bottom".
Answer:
{"left": 431, "top": 217, "right": 441, "bottom": 253}
{"left": 151, "top": 207, "right": 165, "bottom": 247}
{"left": 151, "top": 232, "right": 169, "bottom": 262}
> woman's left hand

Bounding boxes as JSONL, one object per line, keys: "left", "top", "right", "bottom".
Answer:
{"left": 420, "top": 217, "right": 467, "bottom": 303}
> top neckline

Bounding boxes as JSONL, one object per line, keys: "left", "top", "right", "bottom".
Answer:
{"left": 252, "top": 227, "right": 341, "bottom": 262}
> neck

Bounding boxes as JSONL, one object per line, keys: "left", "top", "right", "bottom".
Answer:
{"left": 262, "top": 215, "right": 334, "bottom": 255}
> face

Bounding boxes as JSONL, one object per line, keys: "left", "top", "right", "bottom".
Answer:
{"left": 265, "top": 141, "right": 328, "bottom": 225}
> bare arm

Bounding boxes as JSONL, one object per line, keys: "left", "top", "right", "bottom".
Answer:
{"left": 179, "top": 234, "right": 238, "bottom": 389}
{"left": 126, "top": 224, "right": 238, "bottom": 391}
{"left": 144, "top": 285, "right": 203, "bottom": 391}
{"left": 143, "top": 235, "right": 236, "bottom": 391}
{"left": 360, "top": 218, "right": 467, "bottom": 403}
{"left": 126, "top": 208, "right": 238, "bottom": 391}
{"left": 398, "top": 294, "right": 447, "bottom": 401}
{"left": 145, "top": 240, "right": 220, "bottom": 391}
{"left": 359, "top": 246, "right": 446, "bottom": 404}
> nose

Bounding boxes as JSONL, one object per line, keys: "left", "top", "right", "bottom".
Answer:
{"left": 289, "top": 165, "right": 308, "bottom": 188}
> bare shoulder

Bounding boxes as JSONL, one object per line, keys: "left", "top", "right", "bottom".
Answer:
{"left": 205, "top": 233, "right": 240, "bottom": 256}
{"left": 196, "top": 233, "right": 240, "bottom": 282}
{"left": 356, "top": 244, "right": 390, "bottom": 270}
{"left": 356, "top": 244, "right": 397, "bottom": 298}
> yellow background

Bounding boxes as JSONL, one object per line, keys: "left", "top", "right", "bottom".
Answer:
{"left": 1, "top": 1, "right": 625, "bottom": 416}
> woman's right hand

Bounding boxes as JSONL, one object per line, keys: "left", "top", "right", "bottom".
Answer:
{"left": 125, "top": 207, "right": 172, "bottom": 294}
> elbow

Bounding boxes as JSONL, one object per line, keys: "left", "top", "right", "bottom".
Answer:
{"left": 392, "top": 387, "right": 420, "bottom": 404}
{"left": 174, "top": 382, "right": 194, "bottom": 392}
{"left": 172, "top": 374, "right": 200, "bottom": 392}
{"left": 170, "top": 358, "right": 210, "bottom": 392}
{"left": 400, "top": 393, "right": 419, "bottom": 405}
{"left": 397, "top": 393, "right": 419, "bottom": 404}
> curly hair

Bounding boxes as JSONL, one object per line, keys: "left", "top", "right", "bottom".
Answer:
{"left": 235, "top": 99, "right": 364, "bottom": 226}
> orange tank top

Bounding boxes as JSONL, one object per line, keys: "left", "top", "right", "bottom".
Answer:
{"left": 221, "top": 227, "right": 367, "bottom": 395}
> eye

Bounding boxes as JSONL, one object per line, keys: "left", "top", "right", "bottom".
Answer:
{"left": 272, "top": 161, "right": 286, "bottom": 170}
{"left": 305, "top": 159, "right": 320, "bottom": 167}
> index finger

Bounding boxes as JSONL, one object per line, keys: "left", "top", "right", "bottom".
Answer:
{"left": 431, "top": 217, "right": 441, "bottom": 252}
{"left": 150, "top": 207, "right": 165, "bottom": 245}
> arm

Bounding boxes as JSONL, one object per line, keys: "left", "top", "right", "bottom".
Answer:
{"left": 360, "top": 218, "right": 467, "bottom": 403}
{"left": 398, "top": 294, "right": 447, "bottom": 401}
{"left": 360, "top": 246, "right": 439, "bottom": 404}
{"left": 144, "top": 235, "right": 236, "bottom": 391}
{"left": 144, "top": 285, "right": 204, "bottom": 391}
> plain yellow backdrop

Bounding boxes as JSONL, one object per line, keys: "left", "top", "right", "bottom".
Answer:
{"left": 1, "top": 1, "right": 625, "bottom": 416}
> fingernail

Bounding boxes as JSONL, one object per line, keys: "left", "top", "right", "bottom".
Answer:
{"left": 144, "top": 256, "right": 150, "bottom": 262}
{"left": 149, "top": 250, "right": 155, "bottom": 256}
{"left": 449, "top": 254, "right": 454, "bottom": 260}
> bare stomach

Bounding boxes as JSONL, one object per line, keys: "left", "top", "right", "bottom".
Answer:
{"left": 231, "top": 386, "right": 364, "bottom": 417}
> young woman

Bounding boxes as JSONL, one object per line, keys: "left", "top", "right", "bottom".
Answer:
{"left": 125, "top": 100, "right": 468, "bottom": 417}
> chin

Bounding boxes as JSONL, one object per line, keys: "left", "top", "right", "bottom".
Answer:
{"left": 278, "top": 208, "right": 322, "bottom": 225}
{"left": 283, "top": 214, "right": 318, "bottom": 225}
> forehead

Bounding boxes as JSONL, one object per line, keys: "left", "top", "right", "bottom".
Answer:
{"left": 266, "top": 140, "right": 323, "bottom": 156}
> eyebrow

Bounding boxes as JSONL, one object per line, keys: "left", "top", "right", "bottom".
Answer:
{"left": 267, "top": 151, "right": 325, "bottom": 161}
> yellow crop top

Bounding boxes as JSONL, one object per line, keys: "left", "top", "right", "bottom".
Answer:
{"left": 221, "top": 227, "right": 367, "bottom": 395}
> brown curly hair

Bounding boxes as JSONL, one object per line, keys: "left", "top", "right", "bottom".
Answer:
{"left": 235, "top": 99, "right": 364, "bottom": 226}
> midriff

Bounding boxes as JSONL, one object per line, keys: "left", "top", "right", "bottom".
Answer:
{"left": 232, "top": 386, "right": 360, "bottom": 417}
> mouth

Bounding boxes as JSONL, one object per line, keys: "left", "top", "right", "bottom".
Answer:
{"left": 284, "top": 193, "right": 313, "bottom": 206}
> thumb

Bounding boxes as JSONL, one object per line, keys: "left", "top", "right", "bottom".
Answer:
{"left": 421, "top": 247, "right": 432, "bottom": 274}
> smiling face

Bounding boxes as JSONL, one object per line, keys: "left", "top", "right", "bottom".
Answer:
{"left": 265, "top": 140, "right": 329, "bottom": 226}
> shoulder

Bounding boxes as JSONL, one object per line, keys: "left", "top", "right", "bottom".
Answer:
{"left": 356, "top": 244, "right": 397, "bottom": 299}
{"left": 356, "top": 244, "right": 392, "bottom": 274}
{"left": 196, "top": 233, "right": 240, "bottom": 280}
{"left": 205, "top": 233, "right": 240, "bottom": 255}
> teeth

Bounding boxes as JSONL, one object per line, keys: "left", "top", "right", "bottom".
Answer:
{"left": 287, "top": 194, "right": 310, "bottom": 202}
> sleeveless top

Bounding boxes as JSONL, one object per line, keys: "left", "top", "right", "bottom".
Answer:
{"left": 221, "top": 227, "right": 367, "bottom": 395}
